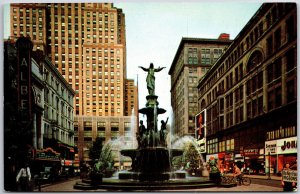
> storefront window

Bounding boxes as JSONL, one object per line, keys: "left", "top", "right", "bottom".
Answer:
{"left": 226, "top": 138, "right": 234, "bottom": 151}
{"left": 219, "top": 141, "right": 225, "bottom": 152}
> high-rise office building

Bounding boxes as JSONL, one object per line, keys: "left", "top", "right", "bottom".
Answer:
{"left": 10, "top": 3, "right": 138, "bottom": 163}
{"left": 168, "top": 36, "right": 232, "bottom": 138}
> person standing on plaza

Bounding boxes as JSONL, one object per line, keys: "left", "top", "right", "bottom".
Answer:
{"left": 233, "top": 164, "right": 242, "bottom": 185}
{"left": 281, "top": 163, "right": 296, "bottom": 191}
{"left": 16, "top": 163, "right": 31, "bottom": 191}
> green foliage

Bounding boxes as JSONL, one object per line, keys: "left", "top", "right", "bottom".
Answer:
{"left": 208, "top": 158, "right": 220, "bottom": 173}
{"left": 89, "top": 137, "right": 103, "bottom": 162}
{"left": 92, "top": 143, "right": 114, "bottom": 174}
{"left": 172, "top": 156, "right": 183, "bottom": 170}
{"left": 182, "top": 142, "right": 200, "bottom": 170}
{"left": 172, "top": 142, "right": 201, "bottom": 170}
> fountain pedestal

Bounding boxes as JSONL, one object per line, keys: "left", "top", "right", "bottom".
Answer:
{"left": 120, "top": 94, "right": 173, "bottom": 181}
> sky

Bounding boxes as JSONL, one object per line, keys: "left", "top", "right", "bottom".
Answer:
{"left": 113, "top": 2, "right": 262, "bottom": 123}
{"left": 1, "top": 1, "right": 263, "bottom": 124}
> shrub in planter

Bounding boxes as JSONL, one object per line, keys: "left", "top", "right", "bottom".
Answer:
{"left": 90, "top": 170, "right": 103, "bottom": 186}
{"left": 207, "top": 156, "right": 221, "bottom": 184}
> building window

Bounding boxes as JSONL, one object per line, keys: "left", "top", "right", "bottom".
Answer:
{"left": 275, "top": 86, "right": 282, "bottom": 108}
{"left": 213, "top": 49, "right": 223, "bottom": 63}
{"left": 274, "top": 58, "right": 282, "bottom": 80}
{"left": 286, "top": 15, "right": 296, "bottom": 42}
{"left": 268, "top": 91, "right": 275, "bottom": 111}
{"left": 219, "top": 141, "right": 226, "bottom": 152}
{"left": 267, "top": 63, "right": 274, "bottom": 83}
{"left": 287, "top": 80, "right": 295, "bottom": 103}
{"left": 247, "top": 50, "right": 263, "bottom": 72}
{"left": 266, "top": 35, "right": 273, "bottom": 56}
{"left": 286, "top": 49, "right": 296, "bottom": 72}
{"left": 188, "top": 48, "right": 198, "bottom": 64}
{"left": 274, "top": 27, "right": 281, "bottom": 50}
{"left": 201, "top": 49, "right": 210, "bottom": 65}
{"left": 257, "top": 71, "right": 263, "bottom": 89}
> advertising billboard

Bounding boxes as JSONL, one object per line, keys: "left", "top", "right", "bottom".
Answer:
{"left": 195, "top": 109, "right": 206, "bottom": 140}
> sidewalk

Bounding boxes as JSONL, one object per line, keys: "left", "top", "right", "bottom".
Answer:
{"left": 226, "top": 173, "right": 281, "bottom": 181}
{"left": 244, "top": 174, "right": 281, "bottom": 181}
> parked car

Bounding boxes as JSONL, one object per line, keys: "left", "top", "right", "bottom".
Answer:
{"left": 38, "top": 167, "right": 55, "bottom": 183}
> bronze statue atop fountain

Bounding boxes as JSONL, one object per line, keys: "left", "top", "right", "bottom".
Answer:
{"left": 138, "top": 63, "right": 166, "bottom": 96}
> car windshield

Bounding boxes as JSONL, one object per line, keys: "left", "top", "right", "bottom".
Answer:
{"left": 44, "top": 167, "right": 52, "bottom": 172}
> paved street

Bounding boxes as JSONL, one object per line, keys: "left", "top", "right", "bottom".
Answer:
{"left": 37, "top": 177, "right": 283, "bottom": 192}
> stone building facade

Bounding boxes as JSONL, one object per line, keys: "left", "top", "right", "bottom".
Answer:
{"left": 197, "top": 3, "right": 297, "bottom": 174}
{"left": 10, "top": 3, "right": 138, "bottom": 163}
{"left": 4, "top": 37, "right": 76, "bottom": 190}
{"left": 169, "top": 36, "right": 232, "bottom": 137}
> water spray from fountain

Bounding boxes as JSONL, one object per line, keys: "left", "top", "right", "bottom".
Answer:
{"left": 130, "top": 108, "right": 137, "bottom": 149}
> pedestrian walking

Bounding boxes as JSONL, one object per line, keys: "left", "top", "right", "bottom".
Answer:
{"left": 281, "top": 163, "right": 296, "bottom": 191}
{"left": 16, "top": 164, "right": 32, "bottom": 191}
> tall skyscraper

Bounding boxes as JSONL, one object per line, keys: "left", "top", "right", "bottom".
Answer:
{"left": 168, "top": 35, "right": 232, "bottom": 138}
{"left": 10, "top": 3, "right": 138, "bottom": 163}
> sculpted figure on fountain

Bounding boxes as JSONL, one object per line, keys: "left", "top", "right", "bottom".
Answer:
{"left": 160, "top": 117, "right": 169, "bottom": 146}
{"left": 139, "top": 63, "right": 166, "bottom": 96}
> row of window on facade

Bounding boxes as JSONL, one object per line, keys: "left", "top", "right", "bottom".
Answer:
{"left": 74, "top": 122, "right": 132, "bottom": 131}
{"left": 202, "top": 46, "right": 296, "bottom": 110}
{"left": 54, "top": 50, "right": 121, "bottom": 61}
{"left": 198, "top": 8, "right": 296, "bottom": 96}
{"left": 63, "top": 75, "right": 122, "bottom": 86}
{"left": 44, "top": 106, "right": 73, "bottom": 128}
{"left": 206, "top": 126, "right": 296, "bottom": 154}
{"left": 206, "top": 80, "right": 295, "bottom": 131}
{"left": 13, "top": 5, "right": 115, "bottom": 17}
{"left": 187, "top": 48, "right": 223, "bottom": 65}
{"left": 44, "top": 123, "right": 74, "bottom": 145}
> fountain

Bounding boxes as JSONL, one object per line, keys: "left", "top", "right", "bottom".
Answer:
{"left": 74, "top": 63, "right": 218, "bottom": 190}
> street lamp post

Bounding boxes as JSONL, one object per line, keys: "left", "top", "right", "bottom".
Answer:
{"left": 267, "top": 151, "right": 271, "bottom": 180}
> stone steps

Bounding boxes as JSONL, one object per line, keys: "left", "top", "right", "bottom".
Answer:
{"left": 73, "top": 179, "right": 218, "bottom": 191}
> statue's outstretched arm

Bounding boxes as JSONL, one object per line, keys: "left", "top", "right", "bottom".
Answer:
{"left": 154, "top": 66, "right": 166, "bottom": 72}
{"left": 138, "top": 66, "right": 148, "bottom": 71}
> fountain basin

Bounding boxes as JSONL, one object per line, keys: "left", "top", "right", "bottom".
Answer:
{"left": 120, "top": 148, "right": 183, "bottom": 181}
{"left": 139, "top": 106, "right": 166, "bottom": 115}
{"left": 74, "top": 176, "right": 217, "bottom": 191}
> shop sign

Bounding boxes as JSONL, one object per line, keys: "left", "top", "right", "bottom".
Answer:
{"left": 277, "top": 137, "right": 297, "bottom": 154}
{"left": 61, "top": 160, "right": 73, "bottom": 166}
{"left": 265, "top": 140, "right": 277, "bottom": 155}
{"left": 282, "top": 169, "right": 297, "bottom": 182}
{"left": 225, "top": 152, "right": 233, "bottom": 161}
{"left": 16, "top": 37, "right": 33, "bottom": 123}
{"left": 197, "top": 138, "right": 206, "bottom": 153}
{"left": 35, "top": 147, "right": 60, "bottom": 161}
{"left": 243, "top": 149, "right": 258, "bottom": 156}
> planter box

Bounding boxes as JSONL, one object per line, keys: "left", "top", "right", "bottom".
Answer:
{"left": 90, "top": 173, "right": 103, "bottom": 186}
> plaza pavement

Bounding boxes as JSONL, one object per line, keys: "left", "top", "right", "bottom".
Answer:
{"left": 36, "top": 174, "right": 284, "bottom": 192}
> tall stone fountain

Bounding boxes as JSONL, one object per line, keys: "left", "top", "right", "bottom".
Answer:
{"left": 74, "top": 63, "right": 217, "bottom": 190}
{"left": 119, "top": 63, "right": 183, "bottom": 181}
